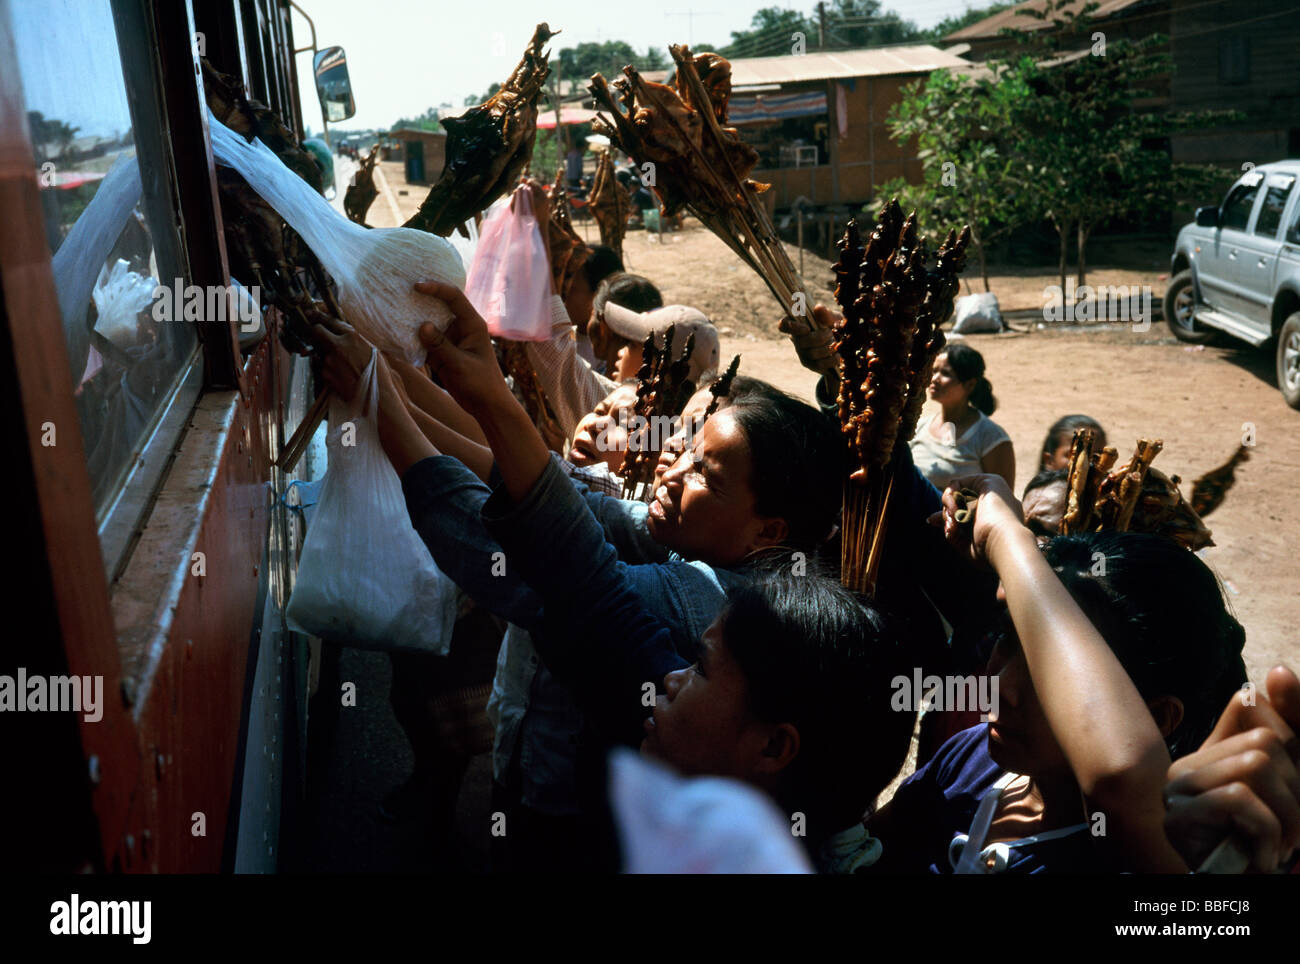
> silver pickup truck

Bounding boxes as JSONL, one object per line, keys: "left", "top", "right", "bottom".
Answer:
{"left": 1165, "top": 160, "right": 1300, "bottom": 409}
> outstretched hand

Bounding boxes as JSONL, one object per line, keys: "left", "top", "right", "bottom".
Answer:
{"left": 305, "top": 309, "right": 375, "bottom": 403}
{"left": 1164, "top": 665, "right": 1300, "bottom": 872}
{"left": 779, "top": 302, "right": 840, "bottom": 379}
{"left": 412, "top": 281, "right": 510, "bottom": 417}
{"left": 929, "top": 473, "right": 1026, "bottom": 567}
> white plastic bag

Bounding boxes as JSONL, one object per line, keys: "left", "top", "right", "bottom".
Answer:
{"left": 952, "top": 292, "right": 1004, "bottom": 334}
{"left": 92, "top": 258, "right": 156, "bottom": 350}
{"left": 286, "top": 351, "right": 457, "bottom": 654}
{"left": 207, "top": 112, "right": 465, "bottom": 366}
{"left": 465, "top": 188, "right": 553, "bottom": 341}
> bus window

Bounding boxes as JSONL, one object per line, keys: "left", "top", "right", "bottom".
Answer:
{"left": 8, "top": 0, "right": 199, "bottom": 526}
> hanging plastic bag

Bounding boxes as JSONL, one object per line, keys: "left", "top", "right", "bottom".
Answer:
{"left": 207, "top": 112, "right": 465, "bottom": 366}
{"left": 464, "top": 187, "right": 553, "bottom": 341}
{"left": 92, "top": 258, "right": 156, "bottom": 350}
{"left": 286, "top": 350, "right": 457, "bottom": 654}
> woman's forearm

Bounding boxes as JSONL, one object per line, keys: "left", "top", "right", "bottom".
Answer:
{"left": 408, "top": 401, "right": 494, "bottom": 483}
{"left": 987, "top": 523, "right": 1184, "bottom": 870}
{"left": 392, "top": 360, "right": 489, "bottom": 445}
{"left": 467, "top": 386, "right": 552, "bottom": 503}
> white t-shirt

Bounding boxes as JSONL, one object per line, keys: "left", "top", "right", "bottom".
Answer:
{"left": 908, "top": 411, "right": 1011, "bottom": 490}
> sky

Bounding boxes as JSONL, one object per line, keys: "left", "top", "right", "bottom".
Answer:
{"left": 290, "top": 0, "right": 980, "bottom": 132}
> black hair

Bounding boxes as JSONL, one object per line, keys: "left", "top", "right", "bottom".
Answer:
{"left": 1023, "top": 467, "right": 1068, "bottom": 498}
{"left": 1043, "top": 532, "right": 1247, "bottom": 759}
{"left": 725, "top": 391, "right": 844, "bottom": 551}
{"left": 726, "top": 375, "right": 788, "bottom": 403}
{"left": 1041, "top": 415, "right": 1106, "bottom": 467}
{"left": 583, "top": 245, "right": 625, "bottom": 292}
{"left": 943, "top": 342, "right": 996, "bottom": 415}
{"left": 593, "top": 272, "right": 663, "bottom": 318}
{"left": 721, "top": 569, "right": 914, "bottom": 845}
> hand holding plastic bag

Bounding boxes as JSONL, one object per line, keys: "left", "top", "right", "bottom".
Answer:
{"left": 286, "top": 350, "right": 457, "bottom": 654}
{"left": 464, "top": 186, "right": 553, "bottom": 341}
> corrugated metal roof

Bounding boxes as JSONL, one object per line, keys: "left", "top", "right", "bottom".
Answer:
{"left": 945, "top": 0, "right": 1150, "bottom": 41}
{"left": 728, "top": 44, "right": 974, "bottom": 85}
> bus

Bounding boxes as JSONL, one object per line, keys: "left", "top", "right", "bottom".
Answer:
{"left": 1, "top": 0, "right": 351, "bottom": 872}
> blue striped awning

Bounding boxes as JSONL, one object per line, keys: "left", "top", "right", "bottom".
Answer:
{"left": 729, "top": 91, "right": 828, "bottom": 125}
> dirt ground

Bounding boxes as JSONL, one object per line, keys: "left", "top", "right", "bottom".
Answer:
{"left": 355, "top": 158, "right": 1298, "bottom": 687}
{"left": 632, "top": 217, "right": 1299, "bottom": 690}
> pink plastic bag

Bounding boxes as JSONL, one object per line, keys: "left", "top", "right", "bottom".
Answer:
{"left": 464, "top": 187, "right": 553, "bottom": 341}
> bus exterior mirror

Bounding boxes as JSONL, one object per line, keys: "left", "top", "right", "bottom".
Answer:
{"left": 313, "top": 46, "right": 356, "bottom": 122}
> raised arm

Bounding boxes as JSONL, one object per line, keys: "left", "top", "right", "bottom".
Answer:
{"left": 936, "top": 473, "right": 1185, "bottom": 872}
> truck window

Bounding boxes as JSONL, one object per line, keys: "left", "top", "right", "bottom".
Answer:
{"left": 1220, "top": 181, "right": 1261, "bottom": 231}
{"left": 9, "top": 0, "right": 198, "bottom": 519}
{"left": 1255, "top": 178, "right": 1295, "bottom": 238}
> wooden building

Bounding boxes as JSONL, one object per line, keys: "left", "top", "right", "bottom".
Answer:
{"left": 946, "top": 0, "right": 1300, "bottom": 166}
{"left": 725, "top": 45, "right": 976, "bottom": 211}
{"left": 389, "top": 126, "right": 446, "bottom": 185}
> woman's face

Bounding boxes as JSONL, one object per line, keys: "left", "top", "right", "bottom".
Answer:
{"left": 570, "top": 385, "right": 638, "bottom": 473}
{"left": 647, "top": 409, "right": 782, "bottom": 565}
{"left": 653, "top": 386, "right": 715, "bottom": 489}
{"left": 928, "top": 353, "right": 975, "bottom": 408}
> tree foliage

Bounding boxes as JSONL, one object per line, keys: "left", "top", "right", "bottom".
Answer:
{"left": 882, "top": 0, "right": 1236, "bottom": 290}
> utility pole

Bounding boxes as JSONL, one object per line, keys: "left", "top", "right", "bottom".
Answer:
{"left": 818, "top": 2, "right": 826, "bottom": 50}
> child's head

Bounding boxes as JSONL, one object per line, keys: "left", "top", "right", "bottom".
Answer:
{"left": 643, "top": 569, "right": 914, "bottom": 843}
{"left": 590, "top": 273, "right": 662, "bottom": 369}
{"left": 1040, "top": 414, "right": 1107, "bottom": 471}
{"left": 1021, "top": 468, "right": 1069, "bottom": 542}
{"left": 986, "top": 531, "right": 1248, "bottom": 776}
{"left": 570, "top": 383, "right": 640, "bottom": 474}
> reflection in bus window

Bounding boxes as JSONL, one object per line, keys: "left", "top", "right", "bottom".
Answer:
{"left": 10, "top": 0, "right": 198, "bottom": 515}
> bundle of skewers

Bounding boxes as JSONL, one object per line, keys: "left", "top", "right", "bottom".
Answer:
{"left": 589, "top": 45, "right": 811, "bottom": 331}
{"left": 546, "top": 169, "right": 590, "bottom": 299}
{"left": 589, "top": 149, "right": 632, "bottom": 261}
{"left": 703, "top": 354, "right": 741, "bottom": 419}
{"left": 620, "top": 326, "right": 698, "bottom": 501}
{"left": 834, "top": 200, "right": 971, "bottom": 596}
{"left": 1061, "top": 429, "right": 1214, "bottom": 550}
{"left": 405, "top": 23, "right": 555, "bottom": 236}
{"left": 343, "top": 146, "right": 380, "bottom": 226}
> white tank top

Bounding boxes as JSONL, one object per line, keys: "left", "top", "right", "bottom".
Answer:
{"left": 908, "top": 411, "right": 1011, "bottom": 490}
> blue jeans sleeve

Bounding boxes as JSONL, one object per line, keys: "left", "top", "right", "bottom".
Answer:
{"left": 481, "top": 458, "right": 687, "bottom": 744}
{"left": 400, "top": 455, "right": 542, "bottom": 630}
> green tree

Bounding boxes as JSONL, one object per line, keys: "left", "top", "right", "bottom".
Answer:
{"left": 391, "top": 107, "right": 442, "bottom": 132}
{"left": 1001, "top": 0, "right": 1231, "bottom": 289}
{"left": 880, "top": 66, "right": 1034, "bottom": 290}
{"left": 556, "top": 41, "right": 667, "bottom": 82}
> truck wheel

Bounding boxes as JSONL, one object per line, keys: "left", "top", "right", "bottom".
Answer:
{"left": 1278, "top": 313, "right": 1300, "bottom": 410}
{"left": 1163, "top": 270, "right": 1215, "bottom": 344}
